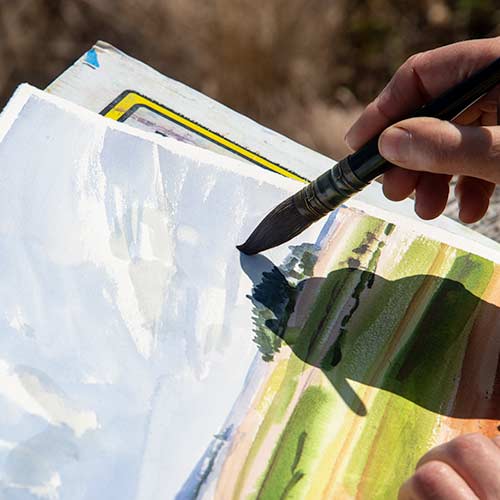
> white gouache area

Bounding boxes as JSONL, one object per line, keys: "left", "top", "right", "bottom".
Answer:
{"left": 0, "top": 85, "right": 498, "bottom": 500}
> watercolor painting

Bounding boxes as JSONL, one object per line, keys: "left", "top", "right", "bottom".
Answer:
{"left": 185, "top": 206, "right": 500, "bottom": 499}
{"left": 0, "top": 86, "right": 498, "bottom": 500}
{"left": 0, "top": 86, "right": 320, "bottom": 499}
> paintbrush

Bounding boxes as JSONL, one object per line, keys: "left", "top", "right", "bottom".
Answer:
{"left": 238, "top": 56, "right": 500, "bottom": 255}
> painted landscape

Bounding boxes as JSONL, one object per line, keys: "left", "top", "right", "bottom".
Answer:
{"left": 183, "top": 205, "right": 500, "bottom": 500}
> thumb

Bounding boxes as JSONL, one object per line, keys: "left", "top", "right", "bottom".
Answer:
{"left": 378, "top": 117, "right": 500, "bottom": 184}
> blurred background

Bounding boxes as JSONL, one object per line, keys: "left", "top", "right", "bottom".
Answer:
{"left": 0, "top": 0, "right": 499, "bottom": 238}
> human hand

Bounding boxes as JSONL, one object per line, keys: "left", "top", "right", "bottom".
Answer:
{"left": 398, "top": 433, "right": 500, "bottom": 499}
{"left": 345, "top": 38, "right": 500, "bottom": 223}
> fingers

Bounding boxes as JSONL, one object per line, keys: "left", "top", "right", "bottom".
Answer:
{"left": 399, "top": 434, "right": 500, "bottom": 499}
{"left": 345, "top": 37, "right": 500, "bottom": 150}
{"left": 383, "top": 170, "right": 496, "bottom": 222}
{"left": 378, "top": 118, "right": 500, "bottom": 184}
{"left": 345, "top": 38, "right": 500, "bottom": 222}
{"left": 398, "top": 461, "right": 477, "bottom": 500}
{"left": 383, "top": 169, "right": 451, "bottom": 220}
{"left": 416, "top": 433, "right": 500, "bottom": 498}
{"left": 455, "top": 176, "right": 496, "bottom": 223}
{"left": 382, "top": 167, "right": 420, "bottom": 201}
{"left": 414, "top": 173, "right": 451, "bottom": 220}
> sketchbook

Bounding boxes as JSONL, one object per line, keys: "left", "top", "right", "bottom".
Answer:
{"left": 0, "top": 44, "right": 498, "bottom": 500}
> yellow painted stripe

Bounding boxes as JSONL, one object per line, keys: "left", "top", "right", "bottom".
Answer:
{"left": 103, "top": 92, "right": 308, "bottom": 183}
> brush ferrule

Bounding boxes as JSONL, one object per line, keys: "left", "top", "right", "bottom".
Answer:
{"left": 294, "top": 157, "right": 369, "bottom": 219}
{"left": 332, "top": 157, "right": 369, "bottom": 194}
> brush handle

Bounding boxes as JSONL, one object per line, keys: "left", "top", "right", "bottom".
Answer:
{"left": 238, "top": 57, "right": 500, "bottom": 255}
{"left": 347, "top": 56, "right": 500, "bottom": 182}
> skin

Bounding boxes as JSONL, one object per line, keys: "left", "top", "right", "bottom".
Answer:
{"left": 346, "top": 38, "right": 500, "bottom": 499}
{"left": 345, "top": 37, "right": 500, "bottom": 223}
{"left": 398, "top": 434, "right": 500, "bottom": 500}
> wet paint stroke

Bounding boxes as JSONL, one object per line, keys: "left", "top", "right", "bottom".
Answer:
{"left": 249, "top": 244, "right": 319, "bottom": 362}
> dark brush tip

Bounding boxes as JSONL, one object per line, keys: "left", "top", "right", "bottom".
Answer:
{"left": 237, "top": 195, "right": 320, "bottom": 255}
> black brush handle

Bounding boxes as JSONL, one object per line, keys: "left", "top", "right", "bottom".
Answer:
{"left": 348, "top": 56, "right": 500, "bottom": 181}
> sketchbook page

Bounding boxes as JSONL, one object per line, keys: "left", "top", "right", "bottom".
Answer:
{"left": 46, "top": 42, "right": 500, "bottom": 255}
{"left": 47, "top": 42, "right": 326, "bottom": 183}
{"left": 203, "top": 209, "right": 500, "bottom": 500}
{"left": 1, "top": 86, "right": 499, "bottom": 500}
{"left": 0, "top": 85, "right": 324, "bottom": 499}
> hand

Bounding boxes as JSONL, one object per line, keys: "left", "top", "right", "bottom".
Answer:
{"left": 345, "top": 38, "right": 500, "bottom": 223}
{"left": 398, "top": 433, "right": 500, "bottom": 499}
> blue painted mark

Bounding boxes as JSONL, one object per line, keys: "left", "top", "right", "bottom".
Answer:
{"left": 83, "top": 49, "right": 100, "bottom": 69}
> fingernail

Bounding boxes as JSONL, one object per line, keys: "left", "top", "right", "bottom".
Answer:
{"left": 344, "top": 128, "right": 355, "bottom": 150}
{"left": 379, "top": 127, "right": 411, "bottom": 163}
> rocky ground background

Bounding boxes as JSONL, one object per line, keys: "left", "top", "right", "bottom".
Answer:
{"left": 0, "top": 0, "right": 498, "bottom": 240}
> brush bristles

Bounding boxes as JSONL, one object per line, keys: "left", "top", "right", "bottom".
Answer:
{"left": 237, "top": 195, "right": 320, "bottom": 255}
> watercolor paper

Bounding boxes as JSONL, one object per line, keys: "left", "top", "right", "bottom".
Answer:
{"left": 0, "top": 86, "right": 498, "bottom": 499}
{"left": 0, "top": 85, "right": 323, "bottom": 499}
